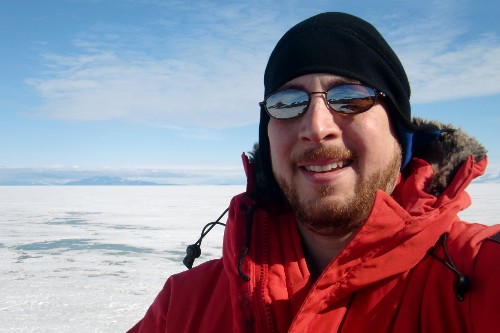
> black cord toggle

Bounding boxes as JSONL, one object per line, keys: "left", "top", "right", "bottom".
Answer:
{"left": 183, "top": 208, "right": 229, "bottom": 269}
{"left": 454, "top": 274, "right": 471, "bottom": 302}
{"left": 431, "top": 233, "right": 472, "bottom": 301}
{"left": 183, "top": 244, "right": 201, "bottom": 269}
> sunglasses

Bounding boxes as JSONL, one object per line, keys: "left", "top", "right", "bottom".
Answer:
{"left": 260, "top": 83, "right": 385, "bottom": 119}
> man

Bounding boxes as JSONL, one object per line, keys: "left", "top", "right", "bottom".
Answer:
{"left": 128, "top": 12, "right": 499, "bottom": 332}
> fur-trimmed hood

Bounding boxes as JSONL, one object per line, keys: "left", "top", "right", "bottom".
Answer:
{"left": 248, "top": 118, "right": 487, "bottom": 199}
{"left": 411, "top": 118, "right": 487, "bottom": 196}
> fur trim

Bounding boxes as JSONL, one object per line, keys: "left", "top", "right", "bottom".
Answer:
{"left": 411, "top": 118, "right": 486, "bottom": 196}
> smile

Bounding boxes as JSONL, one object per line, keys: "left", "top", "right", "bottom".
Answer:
{"left": 303, "top": 160, "right": 351, "bottom": 173}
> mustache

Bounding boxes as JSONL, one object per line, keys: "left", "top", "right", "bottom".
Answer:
{"left": 291, "top": 146, "right": 357, "bottom": 164}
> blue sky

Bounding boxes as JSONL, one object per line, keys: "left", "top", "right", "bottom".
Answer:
{"left": 1, "top": 0, "right": 499, "bottom": 182}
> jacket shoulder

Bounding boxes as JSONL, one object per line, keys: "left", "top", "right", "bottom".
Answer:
{"left": 129, "top": 259, "right": 232, "bottom": 333}
{"left": 447, "top": 222, "right": 500, "bottom": 259}
{"left": 441, "top": 221, "right": 500, "bottom": 276}
{"left": 445, "top": 222, "right": 500, "bottom": 331}
{"left": 470, "top": 229, "right": 500, "bottom": 332}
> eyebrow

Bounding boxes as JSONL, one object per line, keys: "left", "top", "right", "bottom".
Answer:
{"left": 280, "top": 76, "right": 361, "bottom": 90}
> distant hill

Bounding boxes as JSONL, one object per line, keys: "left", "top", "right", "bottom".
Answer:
{"left": 0, "top": 180, "right": 47, "bottom": 186}
{"left": 474, "top": 173, "right": 500, "bottom": 183}
{"left": 0, "top": 165, "right": 246, "bottom": 186}
{"left": 63, "top": 176, "right": 160, "bottom": 186}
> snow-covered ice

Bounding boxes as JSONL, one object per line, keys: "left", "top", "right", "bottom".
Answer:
{"left": 0, "top": 185, "right": 244, "bottom": 332}
{"left": 0, "top": 184, "right": 497, "bottom": 332}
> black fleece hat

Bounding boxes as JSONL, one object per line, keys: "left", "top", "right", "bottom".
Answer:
{"left": 263, "top": 12, "right": 411, "bottom": 121}
{"left": 257, "top": 12, "right": 439, "bottom": 200}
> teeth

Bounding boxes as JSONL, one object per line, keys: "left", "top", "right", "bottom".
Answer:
{"left": 306, "top": 161, "right": 346, "bottom": 172}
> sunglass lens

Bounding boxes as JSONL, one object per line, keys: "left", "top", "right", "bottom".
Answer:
{"left": 326, "top": 85, "right": 377, "bottom": 114}
{"left": 265, "top": 90, "right": 309, "bottom": 119}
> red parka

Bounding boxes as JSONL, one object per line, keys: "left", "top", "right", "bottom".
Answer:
{"left": 129, "top": 149, "right": 500, "bottom": 332}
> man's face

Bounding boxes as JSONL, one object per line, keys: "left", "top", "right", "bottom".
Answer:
{"left": 268, "top": 73, "right": 402, "bottom": 236}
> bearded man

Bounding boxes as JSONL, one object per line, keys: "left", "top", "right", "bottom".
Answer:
{"left": 129, "top": 12, "right": 500, "bottom": 333}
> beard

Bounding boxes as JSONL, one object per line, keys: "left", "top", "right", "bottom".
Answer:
{"left": 275, "top": 144, "right": 402, "bottom": 236}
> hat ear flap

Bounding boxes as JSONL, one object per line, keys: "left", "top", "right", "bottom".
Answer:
{"left": 256, "top": 106, "right": 286, "bottom": 203}
{"left": 394, "top": 119, "right": 441, "bottom": 168}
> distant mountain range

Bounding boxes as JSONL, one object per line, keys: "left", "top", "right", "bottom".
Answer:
{"left": 0, "top": 176, "right": 161, "bottom": 186}
{"left": 64, "top": 176, "right": 161, "bottom": 186}
{"left": 472, "top": 171, "right": 500, "bottom": 183}
{"left": 0, "top": 166, "right": 246, "bottom": 186}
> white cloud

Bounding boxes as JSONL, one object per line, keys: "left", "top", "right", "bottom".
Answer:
{"left": 26, "top": 1, "right": 500, "bottom": 130}
{"left": 26, "top": 3, "right": 278, "bottom": 130}
{"left": 27, "top": 48, "right": 265, "bottom": 129}
{"left": 383, "top": 2, "right": 500, "bottom": 103}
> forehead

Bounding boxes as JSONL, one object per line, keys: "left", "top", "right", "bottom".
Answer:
{"left": 280, "top": 73, "right": 361, "bottom": 90}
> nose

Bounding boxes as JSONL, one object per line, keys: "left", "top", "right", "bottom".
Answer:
{"left": 299, "top": 93, "right": 342, "bottom": 143}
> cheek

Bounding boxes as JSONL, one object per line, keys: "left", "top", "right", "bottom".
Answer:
{"left": 364, "top": 117, "right": 398, "bottom": 165}
{"left": 350, "top": 107, "right": 400, "bottom": 165}
{"left": 268, "top": 119, "right": 295, "bottom": 171}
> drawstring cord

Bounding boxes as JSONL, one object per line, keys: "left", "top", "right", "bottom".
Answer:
{"left": 237, "top": 204, "right": 258, "bottom": 281}
{"left": 183, "top": 208, "right": 229, "bottom": 269}
{"left": 430, "top": 233, "right": 471, "bottom": 301}
{"left": 182, "top": 199, "right": 258, "bottom": 283}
